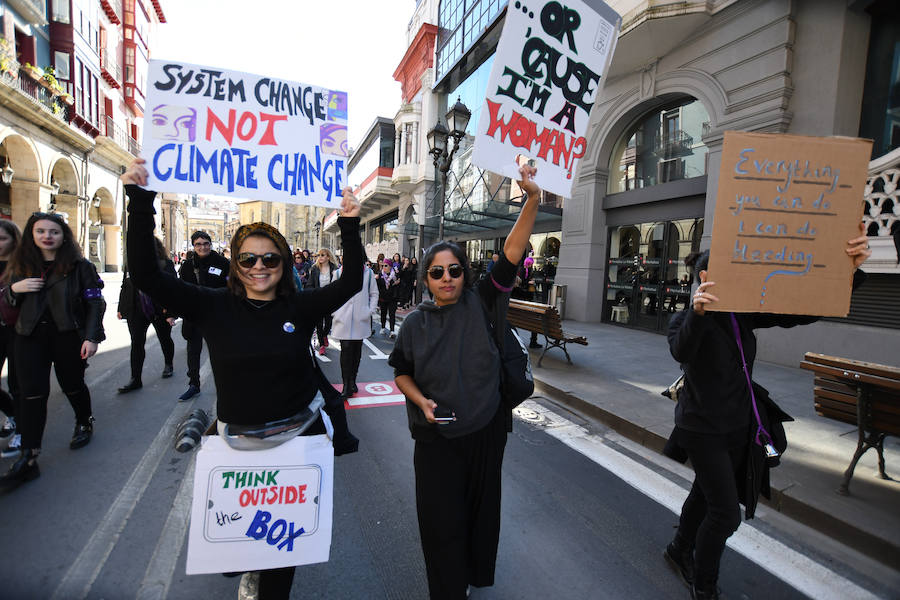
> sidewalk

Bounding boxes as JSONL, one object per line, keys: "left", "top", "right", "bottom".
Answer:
{"left": 525, "top": 319, "right": 900, "bottom": 570}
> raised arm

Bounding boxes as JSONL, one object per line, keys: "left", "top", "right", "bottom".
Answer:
{"left": 296, "top": 187, "right": 363, "bottom": 317}
{"left": 122, "top": 159, "right": 214, "bottom": 320}
{"left": 502, "top": 163, "right": 540, "bottom": 266}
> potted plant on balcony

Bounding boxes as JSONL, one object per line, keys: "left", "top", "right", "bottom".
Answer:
{"left": 41, "top": 66, "right": 66, "bottom": 96}
{"left": 20, "top": 62, "right": 43, "bottom": 82}
{"left": 0, "top": 37, "right": 17, "bottom": 79}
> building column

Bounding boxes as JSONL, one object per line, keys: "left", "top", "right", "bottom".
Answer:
{"left": 394, "top": 128, "right": 401, "bottom": 167}
{"left": 412, "top": 121, "right": 419, "bottom": 164}
{"left": 400, "top": 124, "right": 408, "bottom": 165}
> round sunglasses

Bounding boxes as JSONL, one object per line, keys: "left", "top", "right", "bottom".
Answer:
{"left": 237, "top": 252, "right": 283, "bottom": 269}
{"left": 427, "top": 264, "right": 464, "bottom": 280}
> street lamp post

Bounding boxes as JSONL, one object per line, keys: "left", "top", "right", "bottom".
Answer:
{"left": 426, "top": 97, "right": 471, "bottom": 241}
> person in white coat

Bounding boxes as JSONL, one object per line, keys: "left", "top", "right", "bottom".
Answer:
{"left": 331, "top": 260, "right": 379, "bottom": 400}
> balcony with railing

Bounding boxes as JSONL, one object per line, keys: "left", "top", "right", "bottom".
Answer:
{"left": 863, "top": 146, "right": 900, "bottom": 274}
{"left": 100, "top": 0, "right": 122, "bottom": 24}
{"left": 102, "top": 114, "right": 141, "bottom": 156}
{"left": 652, "top": 130, "right": 695, "bottom": 158}
{"left": 100, "top": 49, "right": 121, "bottom": 88}
{"left": 0, "top": 59, "right": 73, "bottom": 124}
{"left": 7, "top": 0, "right": 48, "bottom": 26}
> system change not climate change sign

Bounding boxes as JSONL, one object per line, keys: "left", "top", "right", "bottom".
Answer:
{"left": 472, "top": 0, "right": 621, "bottom": 198}
{"left": 142, "top": 60, "right": 348, "bottom": 207}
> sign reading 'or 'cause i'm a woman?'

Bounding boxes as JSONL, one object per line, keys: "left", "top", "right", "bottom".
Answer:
{"left": 471, "top": 0, "right": 620, "bottom": 197}
{"left": 141, "top": 60, "right": 348, "bottom": 207}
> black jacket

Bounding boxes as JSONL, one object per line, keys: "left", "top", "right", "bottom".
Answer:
{"left": 7, "top": 258, "right": 106, "bottom": 341}
{"left": 178, "top": 251, "right": 230, "bottom": 288}
{"left": 119, "top": 259, "right": 176, "bottom": 320}
{"left": 304, "top": 263, "right": 337, "bottom": 290}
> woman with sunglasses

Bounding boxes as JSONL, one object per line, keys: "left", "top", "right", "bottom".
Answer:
{"left": 389, "top": 163, "right": 540, "bottom": 599}
{"left": 121, "top": 158, "right": 362, "bottom": 598}
{"left": 305, "top": 248, "right": 338, "bottom": 355}
{"left": 0, "top": 212, "right": 106, "bottom": 489}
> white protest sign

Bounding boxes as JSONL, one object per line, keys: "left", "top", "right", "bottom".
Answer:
{"left": 142, "top": 60, "right": 348, "bottom": 207}
{"left": 471, "top": 0, "right": 620, "bottom": 197}
{"left": 185, "top": 434, "right": 333, "bottom": 574}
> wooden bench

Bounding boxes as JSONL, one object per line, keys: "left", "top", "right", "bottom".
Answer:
{"left": 799, "top": 353, "right": 900, "bottom": 495}
{"left": 508, "top": 299, "right": 588, "bottom": 367}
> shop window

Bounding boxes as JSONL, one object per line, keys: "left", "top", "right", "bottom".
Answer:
{"left": 609, "top": 98, "right": 710, "bottom": 193}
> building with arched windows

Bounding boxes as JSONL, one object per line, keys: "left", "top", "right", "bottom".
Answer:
{"left": 392, "top": 0, "right": 899, "bottom": 365}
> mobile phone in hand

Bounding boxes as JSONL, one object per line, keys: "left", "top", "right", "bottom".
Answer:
{"left": 433, "top": 406, "right": 456, "bottom": 424}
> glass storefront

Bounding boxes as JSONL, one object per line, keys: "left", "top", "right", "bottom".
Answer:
{"left": 605, "top": 218, "right": 703, "bottom": 332}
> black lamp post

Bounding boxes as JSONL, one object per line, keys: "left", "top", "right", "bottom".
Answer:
{"left": 426, "top": 97, "right": 471, "bottom": 240}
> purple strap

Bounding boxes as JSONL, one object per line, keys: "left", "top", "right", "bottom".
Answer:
{"left": 490, "top": 274, "right": 514, "bottom": 293}
{"left": 729, "top": 313, "right": 773, "bottom": 448}
{"left": 83, "top": 288, "right": 103, "bottom": 300}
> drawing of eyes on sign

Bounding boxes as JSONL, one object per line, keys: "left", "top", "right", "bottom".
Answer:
{"left": 185, "top": 435, "right": 334, "bottom": 574}
{"left": 705, "top": 132, "right": 872, "bottom": 317}
{"left": 142, "top": 60, "right": 348, "bottom": 207}
{"left": 470, "top": 0, "right": 620, "bottom": 198}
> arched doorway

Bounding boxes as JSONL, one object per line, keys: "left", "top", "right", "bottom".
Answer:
{"left": 89, "top": 187, "right": 117, "bottom": 271}
{"left": 0, "top": 133, "right": 42, "bottom": 225}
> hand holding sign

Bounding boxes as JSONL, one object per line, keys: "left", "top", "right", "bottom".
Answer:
{"left": 518, "top": 162, "right": 539, "bottom": 199}
{"left": 121, "top": 158, "right": 149, "bottom": 187}
{"left": 339, "top": 187, "right": 360, "bottom": 218}
{"left": 846, "top": 222, "right": 871, "bottom": 271}
{"left": 692, "top": 273, "right": 719, "bottom": 316}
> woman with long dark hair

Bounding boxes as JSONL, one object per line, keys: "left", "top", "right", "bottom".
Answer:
{"left": 120, "top": 158, "right": 362, "bottom": 598}
{"left": 664, "top": 227, "right": 870, "bottom": 600}
{"left": 116, "top": 237, "right": 177, "bottom": 393}
{"left": 389, "top": 164, "right": 540, "bottom": 599}
{"left": 0, "top": 220, "right": 22, "bottom": 453}
{"left": 0, "top": 212, "right": 106, "bottom": 489}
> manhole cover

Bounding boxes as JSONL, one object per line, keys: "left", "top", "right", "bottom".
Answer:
{"left": 513, "top": 406, "right": 543, "bottom": 423}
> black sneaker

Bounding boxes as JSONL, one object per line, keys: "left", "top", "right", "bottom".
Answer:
{"left": 161, "top": 364, "right": 174, "bottom": 378}
{"left": 664, "top": 541, "right": 694, "bottom": 587}
{"left": 179, "top": 385, "right": 201, "bottom": 401}
{"left": 70, "top": 418, "right": 94, "bottom": 450}
{"left": 117, "top": 379, "right": 143, "bottom": 394}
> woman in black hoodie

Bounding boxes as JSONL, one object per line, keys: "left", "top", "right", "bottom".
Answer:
{"left": 664, "top": 226, "right": 870, "bottom": 600}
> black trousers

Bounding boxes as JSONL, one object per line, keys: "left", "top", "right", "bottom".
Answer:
{"left": 379, "top": 300, "right": 397, "bottom": 331}
{"left": 257, "top": 566, "right": 295, "bottom": 599}
{"left": 414, "top": 406, "right": 507, "bottom": 599}
{"left": 677, "top": 443, "right": 745, "bottom": 587}
{"left": 315, "top": 316, "right": 332, "bottom": 347}
{"left": 127, "top": 313, "right": 174, "bottom": 381}
{"left": 339, "top": 340, "right": 363, "bottom": 385}
{"left": 183, "top": 323, "right": 203, "bottom": 387}
{"left": 15, "top": 321, "right": 92, "bottom": 450}
{"left": 0, "top": 325, "right": 19, "bottom": 418}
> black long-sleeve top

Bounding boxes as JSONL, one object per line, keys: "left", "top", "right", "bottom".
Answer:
{"left": 668, "top": 269, "right": 866, "bottom": 436}
{"left": 125, "top": 185, "right": 363, "bottom": 425}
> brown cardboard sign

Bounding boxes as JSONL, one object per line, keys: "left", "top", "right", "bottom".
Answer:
{"left": 706, "top": 132, "right": 871, "bottom": 316}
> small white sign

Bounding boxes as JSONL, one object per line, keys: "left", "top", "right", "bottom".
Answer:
{"left": 186, "top": 434, "right": 334, "bottom": 574}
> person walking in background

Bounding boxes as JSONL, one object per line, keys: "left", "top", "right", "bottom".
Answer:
{"left": 399, "top": 256, "right": 416, "bottom": 309}
{"left": 513, "top": 256, "right": 541, "bottom": 349}
{"left": 376, "top": 260, "right": 399, "bottom": 338}
{"left": 0, "top": 212, "right": 106, "bottom": 489}
{"left": 389, "top": 163, "right": 540, "bottom": 599}
{"left": 664, "top": 227, "right": 870, "bottom": 600}
{"left": 305, "top": 248, "right": 338, "bottom": 355}
{"left": 116, "top": 237, "right": 177, "bottom": 394}
{"left": 332, "top": 253, "right": 379, "bottom": 400}
{"left": 177, "top": 231, "right": 229, "bottom": 401}
{"left": 0, "top": 220, "right": 22, "bottom": 457}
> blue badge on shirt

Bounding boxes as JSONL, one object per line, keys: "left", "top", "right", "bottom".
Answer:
{"left": 283, "top": 322, "right": 295, "bottom": 333}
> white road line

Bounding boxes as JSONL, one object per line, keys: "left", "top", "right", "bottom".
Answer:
{"left": 516, "top": 400, "right": 882, "bottom": 600}
{"left": 50, "top": 360, "right": 212, "bottom": 600}
{"left": 346, "top": 394, "right": 405, "bottom": 407}
{"left": 136, "top": 457, "right": 196, "bottom": 600}
{"left": 363, "top": 337, "right": 389, "bottom": 360}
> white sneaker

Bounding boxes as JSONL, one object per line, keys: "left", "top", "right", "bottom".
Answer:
{"left": 237, "top": 571, "right": 259, "bottom": 600}
{"left": 0, "top": 416, "right": 15, "bottom": 438}
{"left": 1, "top": 433, "right": 21, "bottom": 458}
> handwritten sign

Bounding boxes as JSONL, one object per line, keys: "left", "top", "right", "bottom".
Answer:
{"left": 142, "top": 60, "right": 348, "bottom": 207}
{"left": 706, "top": 132, "right": 871, "bottom": 316}
{"left": 185, "top": 434, "right": 333, "bottom": 574}
{"left": 471, "top": 0, "right": 620, "bottom": 197}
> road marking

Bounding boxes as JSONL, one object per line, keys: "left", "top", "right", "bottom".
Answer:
{"left": 136, "top": 457, "right": 196, "bottom": 600}
{"left": 363, "top": 337, "right": 389, "bottom": 360}
{"left": 347, "top": 395, "right": 405, "bottom": 408}
{"left": 50, "top": 360, "right": 212, "bottom": 600}
{"left": 515, "top": 401, "right": 880, "bottom": 600}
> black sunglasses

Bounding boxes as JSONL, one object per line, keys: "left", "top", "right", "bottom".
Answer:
{"left": 237, "top": 252, "right": 283, "bottom": 269}
{"left": 427, "top": 264, "right": 464, "bottom": 280}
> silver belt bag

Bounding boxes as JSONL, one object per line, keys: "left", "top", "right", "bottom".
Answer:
{"left": 218, "top": 392, "right": 326, "bottom": 450}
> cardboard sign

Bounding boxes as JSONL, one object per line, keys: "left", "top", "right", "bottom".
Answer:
{"left": 706, "top": 132, "right": 872, "bottom": 316}
{"left": 185, "top": 434, "right": 333, "bottom": 574}
{"left": 471, "top": 0, "right": 620, "bottom": 197}
{"left": 142, "top": 60, "right": 348, "bottom": 207}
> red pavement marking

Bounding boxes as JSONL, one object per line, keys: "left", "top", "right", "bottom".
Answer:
{"left": 335, "top": 381, "right": 406, "bottom": 409}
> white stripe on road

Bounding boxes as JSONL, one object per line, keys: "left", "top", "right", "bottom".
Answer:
{"left": 517, "top": 400, "right": 881, "bottom": 600}
{"left": 136, "top": 457, "right": 196, "bottom": 600}
{"left": 346, "top": 394, "right": 405, "bottom": 407}
{"left": 50, "top": 360, "right": 212, "bottom": 600}
{"left": 363, "top": 337, "right": 389, "bottom": 360}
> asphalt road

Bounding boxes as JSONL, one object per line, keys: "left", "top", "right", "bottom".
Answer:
{"left": 0, "top": 307, "right": 892, "bottom": 600}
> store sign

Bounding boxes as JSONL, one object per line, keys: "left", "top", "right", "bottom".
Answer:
{"left": 185, "top": 434, "right": 333, "bottom": 574}
{"left": 142, "top": 60, "right": 348, "bottom": 207}
{"left": 706, "top": 132, "right": 871, "bottom": 316}
{"left": 471, "top": 0, "right": 620, "bottom": 197}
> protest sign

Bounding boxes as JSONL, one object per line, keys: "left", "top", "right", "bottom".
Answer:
{"left": 142, "top": 60, "right": 348, "bottom": 207}
{"left": 185, "top": 434, "right": 333, "bottom": 574}
{"left": 706, "top": 132, "right": 872, "bottom": 316}
{"left": 471, "top": 0, "right": 620, "bottom": 197}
